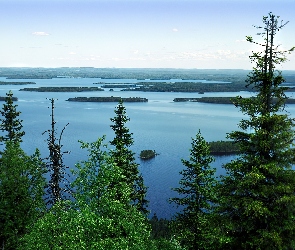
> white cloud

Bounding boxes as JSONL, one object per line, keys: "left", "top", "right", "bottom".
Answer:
{"left": 69, "top": 52, "right": 76, "bottom": 55}
{"left": 32, "top": 32, "right": 50, "bottom": 36}
{"left": 172, "top": 28, "right": 178, "bottom": 32}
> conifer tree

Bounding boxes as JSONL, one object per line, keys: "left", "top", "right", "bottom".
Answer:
{"left": 0, "top": 142, "right": 46, "bottom": 249}
{"left": 219, "top": 13, "right": 295, "bottom": 249}
{"left": 0, "top": 90, "right": 25, "bottom": 143}
{"left": 0, "top": 90, "right": 45, "bottom": 249}
{"left": 43, "top": 98, "right": 70, "bottom": 206}
{"left": 170, "top": 130, "right": 217, "bottom": 250}
{"left": 110, "top": 100, "right": 148, "bottom": 214}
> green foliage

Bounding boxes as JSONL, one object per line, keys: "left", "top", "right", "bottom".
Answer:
{"left": 20, "top": 137, "right": 152, "bottom": 249}
{"left": 218, "top": 13, "right": 295, "bottom": 249}
{"left": 149, "top": 213, "right": 172, "bottom": 240}
{"left": 170, "top": 130, "right": 217, "bottom": 250}
{"left": 140, "top": 149, "right": 157, "bottom": 159}
{"left": 0, "top": 142, "right": 46, "bottom": 249}
{"left": 208, "top": 140, "right": 240, "bottom": 155}
{"left": 110, "top": 100, "right": 148, "bottom": 214}
{"left": 0, "top": 91, "right": 25, "bottom": 143}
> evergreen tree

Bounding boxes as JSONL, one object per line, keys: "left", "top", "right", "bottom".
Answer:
{"left": 43, "top": 98, "right": 70, "bottom": 207}
{"left": 0, "top": 90, "right": 25, "bottom": 143}
{"left": 0, "top": 142, "right": 46, "bottom": 249}
{"left": 110, "top": 100, "right": 148, "bottom": 214}
{"left": 170, "top": 130, "right": 217, "bottom": 250}
{"left": 219, "top": 13, "right": 295, "bottom": 249}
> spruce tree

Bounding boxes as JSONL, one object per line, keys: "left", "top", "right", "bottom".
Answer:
{"left": 110, "top": 100, "right": 148, "bottom": 214}
{"left": 170, "top": 130, "right": 217, "bottom": 250}
{"left": 219, "top": 13, "right": 295, "bottom": 249}
{"left": 0, "top": 91, "right": 25, "bottom": 143}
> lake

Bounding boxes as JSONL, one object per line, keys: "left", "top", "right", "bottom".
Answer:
{"left": 1, "top": 77, "right": 295, "bottom": 218}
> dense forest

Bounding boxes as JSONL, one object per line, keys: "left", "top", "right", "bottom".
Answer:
{"left": 1, "top": 13, "right": 295, "bottom": 250}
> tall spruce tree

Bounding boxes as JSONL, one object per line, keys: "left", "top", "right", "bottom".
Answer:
{"left": 110, "top": 100, "right": 148, "bottom": 214}
{"left": 0, "top": 91, "right": 25, "bottom": 143}
{"left": 219, "top": 13, "right": 295, "bottom": 249}
{"left": 170, "top": 130, "right": 217, "bottom": 250}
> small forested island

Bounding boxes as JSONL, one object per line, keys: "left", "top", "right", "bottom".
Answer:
{"left": 174, "top": 97, "right": 295, "bottom": 104}
{"left": 0, "top": 81, "right": 36, "bottom": 85}
{"left": 99, "top": 84, "right": 137, "bottom": 88}
{"left": 66, "top": 96, "right": 148, "bottom": 102}
{"left": 174, "top": 97, "right": 234, "bottom": 104}
{"left": 140, "top": 150, "right": 158, "bottom": 159}
{"left": 0, "top": 96, "right": 18, "bottom": 101}
{"left": 208, "top": 140, "right": 240, "bottom": 155}
{"left": 19, "top": 87, "right": 103, "bottom": 92}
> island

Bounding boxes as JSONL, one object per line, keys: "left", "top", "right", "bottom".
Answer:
{"left": 99, "top": 84, "right": 137, "bottom": 88}
{"left": 66, "top": 96, "right": 148, "bottom": 102}
{"left": 19, "top": 87, "right": 103, "bottom": 92}
{"left": 174, "top": 97, "right": 234, "bottom": 104}
{"left": 0, "top": 81, "right": 36, "bottom": 85}
{"left": 174, "top": 97, "right": 295, "bottom": 104}
{"left": 0, "top": 96, "right": 18, "bottom": 101}
{"left": 208, "top": 140, "right": 240, "bottom": 155}
{"left": 140, "top": 150, "right": 158, "bottom": 160}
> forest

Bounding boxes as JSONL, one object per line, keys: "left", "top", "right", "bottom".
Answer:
{"left": 1, "top": 13, "right": 295, "bottom": 250}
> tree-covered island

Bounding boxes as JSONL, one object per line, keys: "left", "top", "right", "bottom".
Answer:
{"left": 208, "top": 140, "right": 240, "bottom": 155}
{"left": 174, "top": 96, "right": 295, "bottom": 104}
{"left": 66, "top": 96, "right": 148, "bottom": 102}
{"left": 0, "top": 96, "right": 18, "bottom": 101}
{"left": 19, "top": 87, "right": 103, "bottom": 92}
{"left": 140, "top": 150, "right": 158, "bottom": 159}
{"left": 0, "top": 81, "right": 36, "bottom": 85}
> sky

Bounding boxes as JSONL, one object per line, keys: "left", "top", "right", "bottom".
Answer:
{"left": 0, "top": 0, "right": 294, "bottom": 69}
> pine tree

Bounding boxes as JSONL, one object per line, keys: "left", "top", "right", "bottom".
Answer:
{"left": 219, "top": 13, "right": 295, "bottom": 249}
{"left": 170, "top": 130, "right": 217, "bottom": 250}
{"left": 0, "top": 91, "right": 25, "bottom": 143}
{"left": 110, "top": 100, "right": 148, "bottom": 214}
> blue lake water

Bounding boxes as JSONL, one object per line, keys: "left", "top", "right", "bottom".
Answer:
{"left": 1, "top": 77, "right": 295, "bottom": 218}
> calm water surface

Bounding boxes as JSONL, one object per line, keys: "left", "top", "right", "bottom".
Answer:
{"left": 1, "top": 77, "right": 295, "bottom": 218}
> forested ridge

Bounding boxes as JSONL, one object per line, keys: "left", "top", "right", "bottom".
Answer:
{"left": 1, "top": 13, "right": 295, "bottom": 250}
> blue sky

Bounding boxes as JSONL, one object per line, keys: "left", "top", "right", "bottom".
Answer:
{"left": 0, "top": 0, "right": 294, "bottom": 69}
